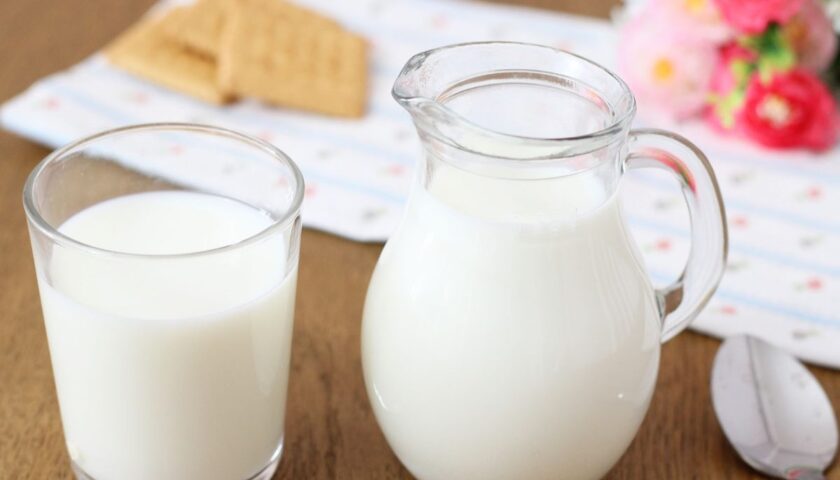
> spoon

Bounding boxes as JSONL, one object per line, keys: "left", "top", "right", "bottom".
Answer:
{"left": 711, "top": 334, "right": 838, "bottom": 479}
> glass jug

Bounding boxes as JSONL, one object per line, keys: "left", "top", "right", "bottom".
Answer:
{"left": 362, "top": 42, "right": 728, "bottom": 480}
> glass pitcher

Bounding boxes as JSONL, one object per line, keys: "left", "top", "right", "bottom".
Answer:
{"left": 362, "top": 42, "right": 728, "bottom": 480}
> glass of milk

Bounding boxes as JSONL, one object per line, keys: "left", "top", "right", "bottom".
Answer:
{"left": 23, "top": 123, "right": 304, "bottom": 480}
{"left": 362, "top": 42, "right": 729, "bottom": 480}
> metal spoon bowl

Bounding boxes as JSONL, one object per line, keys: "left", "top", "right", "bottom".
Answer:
{"left": 711, "top": 334, "right": 838, "bottom": 479}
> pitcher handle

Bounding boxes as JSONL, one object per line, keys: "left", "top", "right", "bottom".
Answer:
{"left": 625, "top": 129, "right": 729, "bottom": 343}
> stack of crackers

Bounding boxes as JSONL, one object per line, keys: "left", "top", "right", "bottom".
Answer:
{"left": 106, "top": 0, "right": 368, "bottom": 118}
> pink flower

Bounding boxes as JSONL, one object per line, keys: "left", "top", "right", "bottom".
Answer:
{"left": 783, "top": 0, "right": 838, "bottom": 72}
{"left": 659, "top": 0, "right": 733, "bottom": 43}
{"left": 619, "top": 4, "right": 719, "bottom": 119}
{"left": 713, "top": 0, "right": 804, "bottom": 34}
{"left": 738, "top": 69, "right": 839, "bottom": 151}
{"left": 707, "top": 43, "right": 757, "bottom": 129}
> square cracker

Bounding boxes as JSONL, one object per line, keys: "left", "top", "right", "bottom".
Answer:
{"left": 106, "top": 19, "right": 232, "bottom": 104}
{"left": 159, "top": 0, "right": 233, "bottom": 57}
{"left": 218, "top": 0, "right": 367, "bottom": 117}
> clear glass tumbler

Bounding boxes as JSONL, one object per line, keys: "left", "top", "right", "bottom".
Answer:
{"left": 23, "top": 123, "right": 304, "bottom": 480}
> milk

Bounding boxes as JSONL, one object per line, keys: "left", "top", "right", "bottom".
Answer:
{"left": 35, "top": 191, "right": 297, "bottom": 480}
{"left": 362, "top": 168, "right": 662, "bottom": 480}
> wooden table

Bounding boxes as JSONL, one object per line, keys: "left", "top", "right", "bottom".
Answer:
{"left": 1, "top": 0, "right": 837, "bottom": 478}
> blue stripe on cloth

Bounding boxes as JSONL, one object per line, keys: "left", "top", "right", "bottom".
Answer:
{"left": 647, "top": 271, "right": 840, "bottom": 328}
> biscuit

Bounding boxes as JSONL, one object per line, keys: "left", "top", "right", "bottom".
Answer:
{"left": 218, "top": 0, "right": 367, "bottom": 117}
{"left": 159, "top": 0, "right": 233, "bottom": 57}
{"left": 106, "top": 19, "right": 233, "bottom": 104}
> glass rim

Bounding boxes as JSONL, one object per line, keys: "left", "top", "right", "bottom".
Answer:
{"left": 392, "top": 41, "right": 638, "bottom": 159}
{"left": 22, "top": 122, "right": 305, "bottom": 260}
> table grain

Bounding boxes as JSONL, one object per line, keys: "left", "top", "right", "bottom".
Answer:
{"left": 0, "top": 0, "right": 837, "bottom": 478}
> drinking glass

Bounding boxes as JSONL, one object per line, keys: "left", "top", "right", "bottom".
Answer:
{"left": 23, "top": 123, "right": 304, "bottom": 480}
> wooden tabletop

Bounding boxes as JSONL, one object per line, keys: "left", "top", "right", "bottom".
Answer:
{"left": 1, "top": 0, "right": 838, "bottom": 478}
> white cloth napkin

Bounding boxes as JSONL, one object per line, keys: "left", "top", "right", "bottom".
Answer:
{"left": 3, "top": 0, "right": 839, "bottom": 368}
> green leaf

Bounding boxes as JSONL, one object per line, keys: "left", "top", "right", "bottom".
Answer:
{"left": 742, "top": 23, "right": 796, "bottom": 76}
{"left": 758, "top": 47, "right": 796, "bottom": 76}
{"left": 709, "top": 88, "right": 747, "bottom": 130}
{"left": 730, "top": 59, "right": 755, "bottom": 89}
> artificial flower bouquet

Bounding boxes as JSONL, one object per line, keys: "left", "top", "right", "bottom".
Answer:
{"left": 618, "top": 0, "right": 840, "bottom": 151}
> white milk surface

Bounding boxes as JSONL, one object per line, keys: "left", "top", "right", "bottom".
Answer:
{"left": 362, "top": 169, "right": 662, "bottom": 480}
{"left": 37, "top": 191, "right": 297, "bottom": 480}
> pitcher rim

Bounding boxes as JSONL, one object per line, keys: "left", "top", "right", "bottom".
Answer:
{"left": 392, "top": 41, "right": 637, "bottom": 160}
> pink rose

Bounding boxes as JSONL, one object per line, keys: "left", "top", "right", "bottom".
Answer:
{"left": 619, "top": 4, "right": 719, "bottom": 119}
{"left": 706, "top": 43, "right": 757, "bottom": 130}
{"left": 713, "top": 0, "right": 804, "bottom": 34}
{"left": 738, "top": 69, "right": 839, "bottom": 151}
{"left": 783, "top": 0, "right": 838, "bottom": 72}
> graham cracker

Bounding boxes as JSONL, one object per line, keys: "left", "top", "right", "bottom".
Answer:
{"left": 105, "top": 19, "right": 233, "bottom": 104}
{"left": 159, "top": 0, "right": 233, "bottom": 57}
{"left": 218, "top": 0, "right": 367, "bottom": 117}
